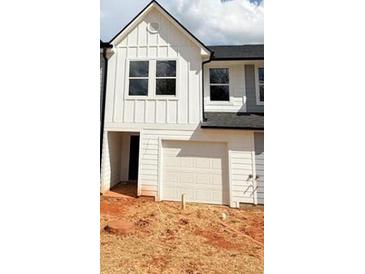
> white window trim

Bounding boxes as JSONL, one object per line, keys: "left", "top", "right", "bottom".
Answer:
{"left": 255, "top": 65, "right": 264, "bottom": 106}
{"left": 125, "top": 58, "right": 179, "bottom": 100}
{"left": 126, "top": 60, "right": 150, "bottom": 98}
{"left": 208, "top": 68, "right": 231, "bottom": 103}
{"left": 155, "top": 60, "right": 177, "bottom": 97}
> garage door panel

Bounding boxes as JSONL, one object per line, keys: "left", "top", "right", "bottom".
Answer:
{"left": 213, "top": 191, "right": 229, "bottom": 202}
{"left": 212, "top": 174, "right": 223, "bottom": 185}
{"left": 179, "top": 187, "right": 195, "bottom": 200}
{"left": 164, "top": 172, "right": 178, "bottom": 184}
{"left": 212, "top": 159, "right": 223, "bottom": 169}
{"left": 196, "top": 190, "right": 220, "bottom": 202}
{"left": 180, "top": 173, "right": 194, "bottom": 184}
{"left": 196, "top": 174, "right": 210, "bottom": 185}
{"left": 196, "top": 158, "right": 210, "bottom": 169}
{"left": 195, "top": 191, "right": 211, "bottom": 202}
{"left": 181, "top": 158, "right": 194, "bottom": 168}
{"left": 165, "top": 167, "right": 222, "bottom": 175}
{"left": 164, "top": 186, "right": 178, "bottom": 200}
{"left": 162, "top": 141, "right": 229, "bottom": 205}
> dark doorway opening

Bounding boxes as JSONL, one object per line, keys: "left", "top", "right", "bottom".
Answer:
{"left": 128, "top": 135, "right": 140, "bottom": 181}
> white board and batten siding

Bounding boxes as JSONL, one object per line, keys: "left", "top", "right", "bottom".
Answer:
{"left": 104, "top": 8, "right": 203, "bottom": 129}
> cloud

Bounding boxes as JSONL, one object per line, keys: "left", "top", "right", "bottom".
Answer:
{"left": 101, "top": 0, "right": 264, "bottom": 45}
{"left": 101, "top": 0, "right": 148, "bottom": 42}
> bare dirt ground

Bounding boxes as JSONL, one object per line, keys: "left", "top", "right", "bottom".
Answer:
{"left": 101, "top": 183, "right": 264, "bottom": 274}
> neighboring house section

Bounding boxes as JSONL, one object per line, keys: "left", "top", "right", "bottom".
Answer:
{"left": 100, "top": 0, "right": 264, "bottom": 207}
{"left": 204, "top": 45, "right": 264, "bottom": 113}
{"left": 245, "top": 64, "right": 264, "bottom": 112}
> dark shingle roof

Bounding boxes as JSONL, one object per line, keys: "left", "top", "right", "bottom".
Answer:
{"left": 201, "top": 112, "right": 264, "bottom": 130}
{"left": 100, "top": 40, "right": 112, "bottom": 48}
{"left": 208, "top": 45, "right": 264, "bottom": 60}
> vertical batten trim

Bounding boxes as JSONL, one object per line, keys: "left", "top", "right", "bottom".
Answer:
{"left": 175, "top": 100, "right": 178, "bottom": 124}
{"left": 176, "top": 46, "right": 181, "bottom": 124}
{"left": 136, "top": 23, "right": 140, "bottom": 46}
{"left": 187, "top": 60, "right": 190, "bottom": 123}
{"left": 199, "top": 65, "right": 202, "bottom": 121}
{"left": 122, "top": 56, "right": 128, "bottom": 123}
{"left": 133, "top": 99, "right": 136, "bottom": 123}
{"left": 112, "top": 49, "right": 119, "bottom": 123}
{"left": 154, "top": 100, "right": 158, "bottom": 123}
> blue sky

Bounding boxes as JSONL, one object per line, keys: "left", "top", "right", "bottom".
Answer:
{"left": 101, "top": 0, "right": 264, "bottom": 45}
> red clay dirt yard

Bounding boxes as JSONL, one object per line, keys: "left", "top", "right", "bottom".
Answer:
{"left": 100, "top": 183, "right": 264, "bottom": 274}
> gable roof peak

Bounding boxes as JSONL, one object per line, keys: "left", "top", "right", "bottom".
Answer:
{"left": 109, "top": 0, "right": 211, "bottom": 56}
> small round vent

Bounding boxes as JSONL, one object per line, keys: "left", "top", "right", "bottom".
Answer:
{"left": 148, "top": 22, "right": 160, "bottom": 33}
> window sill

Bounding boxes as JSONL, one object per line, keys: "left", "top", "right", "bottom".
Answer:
{"left": 125, "top": 95, "right": 149, "bottom": 100}
{"left": 154, "top": 96, "right": 179, "bottom": 100}
{"left": 207, "top": 101, "right": 234, "bottom": 106}
{"left": 125, "top": 96, "right": 179, "bottom": 101}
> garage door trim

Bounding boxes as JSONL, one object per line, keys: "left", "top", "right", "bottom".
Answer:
{"left": 159, "top": 138, "right": 230, "bottom": 205}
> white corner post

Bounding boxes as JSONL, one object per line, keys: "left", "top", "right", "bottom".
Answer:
{"left": 100, "top": 130, "right": 111, "bottom": 193}
{"left": 250, "top": 132, "right": 258, "bottom": 205}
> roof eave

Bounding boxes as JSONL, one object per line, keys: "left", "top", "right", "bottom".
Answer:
{"left": 211, "top": 57, "right": 264, "bottom": 61}
{"left": 201, "top": 125, "right": 264, "bottom": 130}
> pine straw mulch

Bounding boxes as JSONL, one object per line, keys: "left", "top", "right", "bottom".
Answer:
{"left": 101, "top": 196, "right": 264, "bottom": 274}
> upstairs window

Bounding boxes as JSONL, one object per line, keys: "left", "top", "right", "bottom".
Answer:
{"left": 257, "top": 67, "right": 264, "bottom": 104}
{"left": 156, "top": 60, "right": 176, "bottom": 96}
{"left": 209, "top": 68, "right": 229, "bottom": 101}
{"left": 129, "top": 61, "right": 149, "bottom": 96}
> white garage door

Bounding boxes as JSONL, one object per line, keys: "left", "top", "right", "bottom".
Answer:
{"left": 162, "top": 141, "right": 229, "bottom": 205}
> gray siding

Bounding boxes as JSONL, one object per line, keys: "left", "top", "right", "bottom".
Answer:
{"left": 245, "top": 65, "right": 264, "bottom": 113}
{"left": 254, "top": 132, "right": 264, "bottom": 204}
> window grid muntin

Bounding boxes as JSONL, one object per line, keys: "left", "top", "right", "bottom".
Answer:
{"left": 209, "top": 68, "right": 230, "bottom": 101}
{"left": 156, "top": 60, "right": 176, "bottom": 96}
{"left": 129, "top": 61, "right": 149, "bottom": 96}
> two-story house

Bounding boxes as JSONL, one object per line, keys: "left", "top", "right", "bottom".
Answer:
{"left": 100, "top": 0, "right": 264, "bottom": 207}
